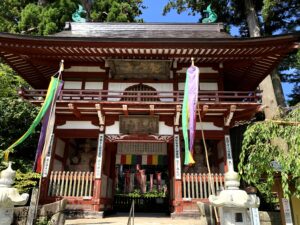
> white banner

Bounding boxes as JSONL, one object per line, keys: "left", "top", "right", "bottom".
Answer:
{"left": 224, "top": 135, "right": 234, "bottom": 171}
{"left": 250, "top": 208, "right": 260, "bottom": 225}
{"left": 42, "top": 134, "right": 55, "bottom": 177}
{"left": 282, "top": 198, "right": 293, "bottom": 225}
{"left": 174, "top": 135, "right": 181, "bottom": 180}
{"left": 95, "top": 134, "right": 105, "bottom": 179}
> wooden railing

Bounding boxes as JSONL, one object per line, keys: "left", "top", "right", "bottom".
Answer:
{"left": 20, "top": 89, "right": 261, "bottom": 103}
{"left": 182, "top": 173, "right": 224, "bottom": 199}
{"left": 48, "top": 171, "right": 94, "bottom": 198}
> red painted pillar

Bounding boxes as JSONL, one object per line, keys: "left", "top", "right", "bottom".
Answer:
{"left": 92, "top": 133, "right": 105, "bottom": 211}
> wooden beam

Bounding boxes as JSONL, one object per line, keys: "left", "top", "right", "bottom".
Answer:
{"left": 224, "top": 105, "right": 236, "bottom": 126}
{"left": 68, "top": 103, "right": 81, "bottom": 118}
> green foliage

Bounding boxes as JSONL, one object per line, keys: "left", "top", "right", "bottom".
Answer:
{"left": 0, "top": 63, "right": 29, "bottom": 98}
{"left": 0, "top": 0, "right": 145, "bottom": 35}
{"left": 14, "top": 170, "right": 41, "bottom": 193}
{"left": 279, "top": 50, "right": 300, "bottom": 106}
{"left": 0, "top": 62, "right": 40, "bottom": 168}
{"left": 90, "top": 0, "right": 145, "bottom": 22}
{"left": 238, "top": 105, "right": 300, "bottom": 199}
{"left": 143, "top": 189, "right": 166, "bottom": 198}
{"left": 163, "top": 0, "right": 299, "bottom": 105}
{"left": 121, "top": 189, "right": 166, "bottom": 198}
{"left": 128, "top": 189, "right": 141, "bottom": 198}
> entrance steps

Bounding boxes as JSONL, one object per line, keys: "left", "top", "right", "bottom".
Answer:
{"left": 65, "top": 213, "right": 208, "bottom": 225}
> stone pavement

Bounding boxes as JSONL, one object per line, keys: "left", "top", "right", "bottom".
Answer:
{"left": 65, "top": 213, "right": 204, "bottom": 225}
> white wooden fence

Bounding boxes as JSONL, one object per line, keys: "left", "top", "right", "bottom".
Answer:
{"left": 48, "top": 171, "right": 94, "bottom": 198}
{"left": 182, "top": 173, "right": 224, "bottom": 199}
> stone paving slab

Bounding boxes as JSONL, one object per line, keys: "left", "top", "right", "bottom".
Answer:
{"left": 65, "top": 213, "right": 204, "bottom": 225}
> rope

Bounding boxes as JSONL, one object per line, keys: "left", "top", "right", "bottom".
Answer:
{"left": 197, "top": 104, "right": 219, "bottom": 224}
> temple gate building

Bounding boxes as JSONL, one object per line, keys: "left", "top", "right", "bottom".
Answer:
{"left": 0, "top": 22, "right": 299, "bottom": 217}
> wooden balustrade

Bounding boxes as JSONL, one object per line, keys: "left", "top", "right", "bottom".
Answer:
{"left": 182, "top": 173, "right": 224, "bottom": 199}
{"left": 48, "top": 171, "right": 94, "bottom": 198}
{"left": 20, "top": 89, "right": 261, "bottom": 103}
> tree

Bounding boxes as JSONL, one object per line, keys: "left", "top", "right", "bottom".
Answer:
{"left": 163, "top": 0, "right": 300, "bottom": 105}
{"left": 0, "top": 0, "right": 145, "bottom": 35}
{"left": 238, "top": 106, "right": 300, "bottom": 199}
{"left": 90, "top": 0, "right": 145, "bottom": 22}
{"left": 0, "top": 62, "right": 40, "bottom": 170}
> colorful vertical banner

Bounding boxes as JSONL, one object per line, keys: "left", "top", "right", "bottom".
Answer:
{"left": 182, "top": 66, "right": 199, "bottom": 165}
{"left": 35, "top": 81, "right": 63, "bottom": 173}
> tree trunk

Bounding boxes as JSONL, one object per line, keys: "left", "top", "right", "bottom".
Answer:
{"left": 244, "top": 0, "right": 286, "bottom": 119}
{"left": 38, "top": 0, "right": 47, "bottom": 6}
{"left": 244, "top": 0, "right": 261, "bottom": 37}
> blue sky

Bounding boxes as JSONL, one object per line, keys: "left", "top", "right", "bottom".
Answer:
{"left": 140, "top": 0, "right": 293, "bottom": 101}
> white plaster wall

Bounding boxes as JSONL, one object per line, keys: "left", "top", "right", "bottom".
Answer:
{"left": 145, "top": 83, "right": 173, "bottom": 101}
{"left": 52, "top": 138, "right": 65, "bottom": 171}
{"left": 57, "top": 121, "right": 99, "bottom": 129}
{"left": 178, "top": 82, "right": 218, "bottom": 91}
{"left": 105, "top": 121, "right": 173, "bottom": 135}
{"left": 85, "top": 82, "right": 103, "bottom": 89}
{"left": 108, "top": 82, "right": 173, "bottom": 101}
{"left": 177, "top": 67, "right": 218, "bottom": 74}
{"left": 63, "top": 81, "right": 82, "bottom": 89}
{"left": 108, "top": 83, "right": 137, "bottom": 101}
{"left": 64, "top": 66, "right": 105, "bottom": 72}
{"left": 53, "top": 160, "right": 63, "bottom": 171}
{"left": 159, "top": 122, "right": 173, "bottom": 135}
{"left": 195, "top": 122, "right": 223, "bottom": 131}
{"left": 55, "top": 138, "right": 65, "bottom": 158}
{"left": 199, "top": 82, "right": 218, "bottom": 91}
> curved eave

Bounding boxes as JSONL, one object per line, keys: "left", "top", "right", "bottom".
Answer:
{"left": 0, "top": 32, "right": 299, "bottom": 89}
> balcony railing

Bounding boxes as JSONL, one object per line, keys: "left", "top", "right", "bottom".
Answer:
{"left": 182, "top": 173, "right": 225, "bottom": 199}
{"left": 20, "top": 89, "right": 261, "bottom": 103}
{"left": 48, "top": 171, "right": 94, "bottom": 198}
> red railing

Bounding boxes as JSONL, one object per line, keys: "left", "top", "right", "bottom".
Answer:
{"left": 19, "top": 89, "right": 261, "bottom": 103}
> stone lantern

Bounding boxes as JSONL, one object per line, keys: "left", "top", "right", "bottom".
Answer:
{"left": 209, "top": 170, "right": 260, "bottom": 225}
{"left": 0, "top": 162, "right": 29, "bottom": 225}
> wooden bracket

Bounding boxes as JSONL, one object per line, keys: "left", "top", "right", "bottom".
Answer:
{"left": 174, "top": 105, "right": 181, "bottom": 126}
{"left": 200, "top": 105, "right": 209, "bottom": 119}
{"left": 224, "top": 105, "right": 236, "bottom": 126}
{"left": 95, "top": 104, "right": 105, "bottom": 125}
{"left": 122, "top": 104, "right": 128, "bottom": 116}
{"left": 149, "top": 105, "right": 155, "bottom": 115}
{"left": 68, "top": 103, "right": 81, "bottom": 118}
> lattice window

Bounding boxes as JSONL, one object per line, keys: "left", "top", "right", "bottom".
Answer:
{"left": 121, "top": 83, "right": 159, "bottom": 102}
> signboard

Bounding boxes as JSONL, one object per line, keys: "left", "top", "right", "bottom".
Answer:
{"left": 270, "top": 161, "right": 282, "bottom": 172}
{"left": 282, "top": 198, "right": 293, "bottom": 225}
{"left": 120, "top": 115, "right": 159, "bottom": 134}
{"left": 117, "top": 142, "right": 167, "bottom": 155}
{"left": 42, "top": 134, "right": 55, "bottom": 178}
{"left": 224, "top": 135, "right": 234, "bottom": 170}
{"left": 174, "top": 134, "right": 181, "bottom": 180}
{"left": 95, "top": 133, "right": 105, "bottom": 179}
{"left": 249, "top": 208, "right": 260, "bottom": 225}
